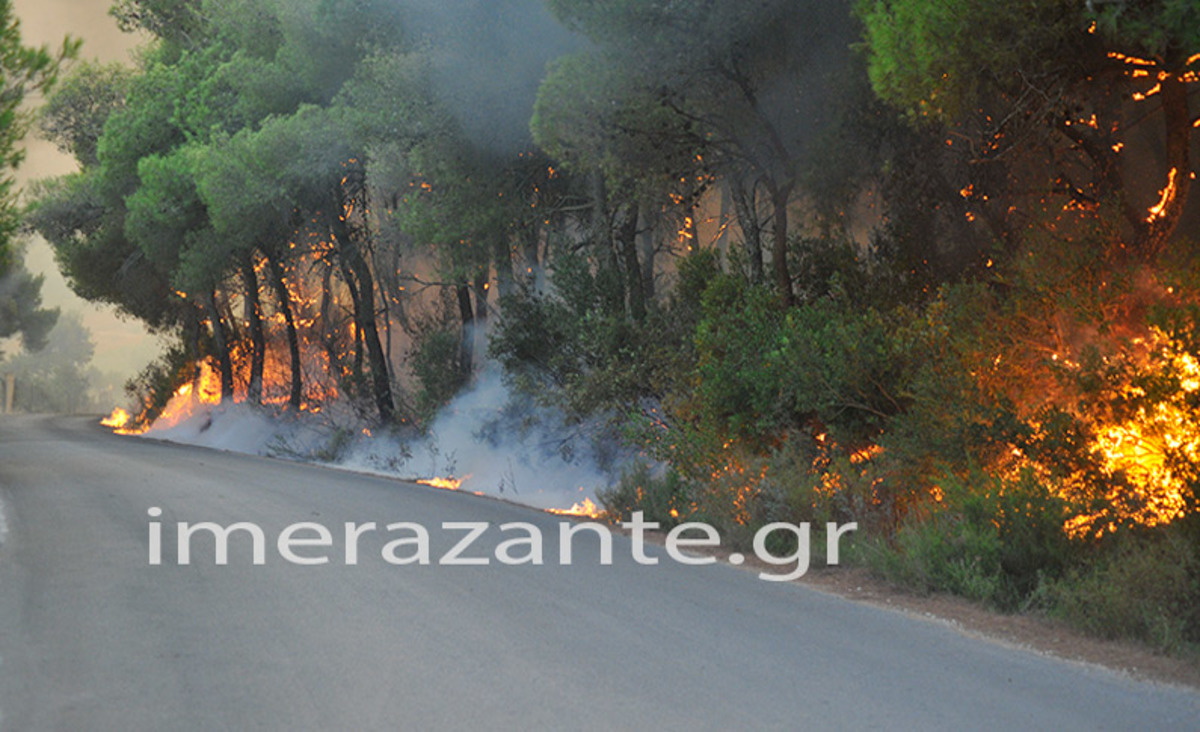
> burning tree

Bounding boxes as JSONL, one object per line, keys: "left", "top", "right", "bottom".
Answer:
{"left": 539, "top": 0, "right": 859, "bottom": 307}
{"left": 859, "top": 0, "right": 1200, "bottom": 257}
{"left": 27, "top": 0, "right": 413, "bottom": 425}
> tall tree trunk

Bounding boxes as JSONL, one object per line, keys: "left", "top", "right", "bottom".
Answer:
{"left": 319, "top": 259, "right": 340, "bottom": 384}
{"left": 473, "top": 271, "right": 489, "bottom": 368}
{"left": 331, "top": 214, "right": 394, "bottom": 422}
{"left": 767, "top": 179, "right": 795, "bottom": 308}
{"left": 494, "top": 235, "right": 516, "bottom": 299}
{"left": 638, "top": 201, "right": 656, "bottom": 301}
{"left": 266, "top": 253, "right": 302, "bottom": 410}
{"left": 241, "top": 255, "right": 265, "bottom": 405}
{"left": 617, "top": 204, "right": 646, "bottom": 321}
{"left": 729, "top": 174, "right": 764, "bottom": 284}
{"left": 1135, "top": 72, "right": 1192, "bottom": 259}
{"left": 336, "top": 253, "right": 365, "bottom": 381}
{"left": 204, "top": 289, "right": 235, "bottom": 399}
{"left": 589, "top": 172, "right": 625, "bottom": 315}
{"left": 473, "top": 271, "right": 489, "bottom": 324}
{"left": 184, "top": 303, "right": 202, "bottom": 363}
{"left": 457, "top": 282, "right": 474, "bottom": 378}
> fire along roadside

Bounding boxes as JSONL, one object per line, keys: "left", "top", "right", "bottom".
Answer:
{"left": 147, "top": 508, "right": 856, "bottom": 582}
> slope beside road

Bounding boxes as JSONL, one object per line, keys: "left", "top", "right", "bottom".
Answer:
{"left": 0, "top": 415, "right": 1196, "bottom": 730}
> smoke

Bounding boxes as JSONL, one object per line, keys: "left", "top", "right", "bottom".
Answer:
{"left": 143, "top": 366, "right": 621, "bottom": 512}
{"left": 347, "top": 367, "right": 615, "bottom": 510}
{"left": 394, "top": 0, "right": 584, "bottom": 157}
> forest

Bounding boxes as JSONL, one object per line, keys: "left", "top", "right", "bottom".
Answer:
{"left": 9, "top": 0, "right": 1200, "bottom": 654}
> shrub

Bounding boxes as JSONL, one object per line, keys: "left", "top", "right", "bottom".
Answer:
{"left": 1048, "top": 522, "right": 1200, "bottom": 654}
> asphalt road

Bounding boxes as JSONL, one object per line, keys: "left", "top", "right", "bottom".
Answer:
{"left": 0, "top": 415, "right": 1197, "bottom": 730}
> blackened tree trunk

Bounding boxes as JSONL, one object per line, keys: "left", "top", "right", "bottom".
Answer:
{"left": 616, "top": 204, "right": 646, "bottom": 321}
{"left": 457, "top": 282, "right": 474, "bottom": 378}
{"left": 203, "top": 289, "right": 235, "bottom": 399}
{"left": 241, "top": 255, "right": 265, "bottom": 405}
{"left": 767, "top": 178, "right": 795, "bottom": 308}
{"left": 1135, "top": 71, "right": 1192, "bottom": 259}
{"left": 729, "top": 173, "right": 764, "bottom": 284}
{"left": 494, "top": 235, "right": 516, "bottom": 299}
{"left": 638, "top": 201, "right": 656, "bottom": 301}
{"left": 266, "top": 253, "right": 302, "bottom": 409}
{"left": 330, "top": 209, "right": 394, "bottom": 422}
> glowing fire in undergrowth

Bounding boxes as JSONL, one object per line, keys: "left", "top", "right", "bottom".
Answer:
{"left": 1061, "top": 339, "right": 1200, "bottom": 538}
{"left": 546, "top": 497, "right": 602, "bottom": 519}
{"left": 100, "top": 407, "right": 131, "bottom": 430}
{"left": 417, "top": 476, "right": 463, "bottom": 491}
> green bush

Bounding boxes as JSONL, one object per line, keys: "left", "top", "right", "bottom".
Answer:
{"left": 598, "top": 462, "right": 691, "bottom": 528}
{"left": 124, "top": 340, "right": 193, "bottom": 425}
{"left": 1048, "top": 523, "right": 1200, "bottom": 654}
{"left": 864, "top": 468, "right": 1077, "bottom": 609}
{"left": 409, "top": 326, "right": 468, "bottom": 421}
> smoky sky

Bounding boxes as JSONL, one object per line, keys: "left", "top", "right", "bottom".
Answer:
{"left": 395, "top": 0, "right": 585, "bottom": 157}
{"left": 10, "top": 0, "right": 157, "bottom": 379}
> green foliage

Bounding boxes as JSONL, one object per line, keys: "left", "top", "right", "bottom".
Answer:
{"left": 598, "top": 462, "right": 690, "bottom": 528}
{"left": 692, "top": 270, "right": 915, "bottom": 447}
{"left": 492, "top": 247, "right": 701, "bottom": 421}
{"left": 858, "top": 0, "right": 1080, "bottom": 122}
{"left": 408, "top": 326, "right": 467, "bottom": 422}
{"left": 38, "top": 61, "right": 131, "bottom": 167}
{"left": 123, "top": 339, "right": 193, "bottom": 425}
{"left": 0, "top": 262, "right": 58, "bottom": 353}
{"left": 865, "top": 468, "right": 1077, "bottom": 609}
{"left": 1047, "top": 522, "right": 1200, "bottom": 653}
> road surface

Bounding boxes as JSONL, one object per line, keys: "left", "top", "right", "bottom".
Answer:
{"left": 0, "top": 415, "right": 1196, "bottom": 730}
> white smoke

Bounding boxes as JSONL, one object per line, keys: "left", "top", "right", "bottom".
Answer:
{"left": 140, "top": 366, "right": 616, "bottom": 512}
{"left": 343, "top": 366, "right": 611, "bottom": 510}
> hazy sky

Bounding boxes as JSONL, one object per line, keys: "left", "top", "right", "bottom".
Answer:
{"left": 11, "top": 0, "right": 160, "bottom": 378}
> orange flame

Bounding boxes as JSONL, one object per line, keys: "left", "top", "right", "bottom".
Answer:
{"left": 546, "top": 497, "right": 602, "bottom": 518}
{"left": 417, "top": 477, "right": 463, "bottom": 490}
{"left": 100, "top": 407, "right": 130, "bottom": 429}
{"left": 1146, "top": 167, "right": 1178, "bottom": 223}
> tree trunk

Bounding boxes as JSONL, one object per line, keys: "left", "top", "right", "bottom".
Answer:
{"left": 241, "top": 255, "right": 265, "bottom": 405}
{"left": 1135, "top": 71, "right": 1192, "bottom": 259}
{"left": 204, "top": 289, "right": 235, "bottom": 399}
{"left": 767, "top": 179, "right": 795, "bottom": 308}
{"left": 729, "top": 174, "right": 764, "bottom": 284}
{"left": 457, "top": 282, "right": 474, "bottom": 378}
{"left": 319, "top": 259, "right": 340, "bottom": 383}
{"left": 638, "top": 201, "right": 656, "bottom": 301}
{"left": 266, "top": 253, "right": 302, "bottom": 409}
{"left": 336, "top": 253, "right": 366, "bottom": 382}
{"left": 494, "top": 235, "right": 516, "bottom": 299}
{"left": 331, "top": 224, "right": 394, "bottom": 422}
{"left": 617, "top": 204, "right": 646, "bottom": 321}
{"left": 590, "top": 173, "right": 624, "bottom": 315}
{"left": 184, "top": 303, "right": 202, "bottom": 363}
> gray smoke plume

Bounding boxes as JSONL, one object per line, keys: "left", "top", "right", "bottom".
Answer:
{"left": 395, "top": 0, "right": 584, "bottom": 156}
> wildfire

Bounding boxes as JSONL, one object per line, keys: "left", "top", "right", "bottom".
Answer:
{"left": 1058, "top": 333, "right": 1200, "bottom": 538}
{"left": 1146, "top": 167, "right": 1178, "bottom": 223}
{"left": 100, "top": 407, "right": 132, "bottom": 430}
{"left": 417, "top": 476, "right": 463, "bottom": 490}
{"left": 546, "top": 497, "right": 603, "bottom": 519}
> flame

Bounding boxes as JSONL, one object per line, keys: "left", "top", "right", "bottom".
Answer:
{"left": 1060, "top": 337, "right": 1200, "bottom": 538}
{"left": 417, "top": 476, "right": 463, "bottom": 490}
{"left": 546, "top": 497, "right": 602, "bottom": 518}
{"left": 1146, "top": 167, "right": 1178, "bottom": 222}
{"left": 100, "top": 407, "right": 132, "bottom": 429}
